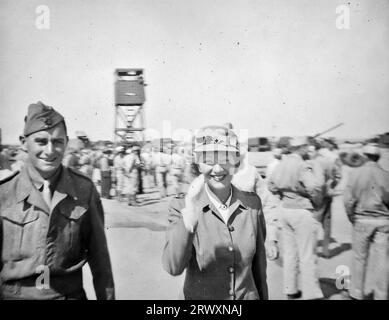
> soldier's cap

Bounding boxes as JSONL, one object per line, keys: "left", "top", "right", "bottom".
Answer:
{"left": 289, "top": 136, "right": 310, "bottom": 148}
{"left": 362, "top": 144, "right": 381, "bottom": 156}
{"left": 23, "top": 101, "right": 65, "bottom": 136}
{"left": 115, "top": 146, "right": 125, "bottom": 152}
{"left": 132, "top": 146, "right": 141, "bottom": 151}
{"left": 194, "top": 125, "right": 239, "bottom": 153}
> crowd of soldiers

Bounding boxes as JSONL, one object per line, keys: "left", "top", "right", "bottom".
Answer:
{"left": 1, "top": 142, "right": 194, "bottom": 206}
{"left": 261, "top": 136, "right": 388, "bottom": 300}
{"left": 0, "top": 101, "right": 388, "bottom": 300}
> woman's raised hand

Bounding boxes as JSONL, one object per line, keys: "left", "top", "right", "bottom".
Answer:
{"left": 182, "top": 174, "right": 205, "bottom": 232}
{"left": 185, "top": 174, "right": 205, "bottom": 206}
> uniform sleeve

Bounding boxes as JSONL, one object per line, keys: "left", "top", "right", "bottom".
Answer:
{"left": 252, "top": 205, "right": 269, "bottom": 300}
{"left": 162, "top": 198, "right": 196, "bottom": 276}
{"left": 87, "top": 185, "right": 115, "bottom": 300}
{"left": 343, "top": 172, "right": 357, "bottom": 222}
{"left": 255, "top": 175, "right": 280, "bottom": 242}
{"left": 297, "top": 162, "right": 325, "bottom": 209}
{"left": 267, "top": 165, "right": 282, "bottom": 195}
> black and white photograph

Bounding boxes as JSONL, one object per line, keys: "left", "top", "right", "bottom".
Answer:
{"left": 0, "top": 0, "right": 388, "bottom": 305}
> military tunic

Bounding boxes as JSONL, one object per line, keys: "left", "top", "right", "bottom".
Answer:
{"left": 0, "top": 163, "right": 115, "bottom": 299}
{"left": 162, "top": 186, "right": 268, "bottom": 300}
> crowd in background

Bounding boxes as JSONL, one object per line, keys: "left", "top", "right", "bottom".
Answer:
{"left": 0, "top": 143, "right": 196, "bottom": 206}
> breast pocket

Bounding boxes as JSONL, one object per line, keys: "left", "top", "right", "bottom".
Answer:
{"left": 1, "top": 205, "right": 40, "bottom": 260}
{"left": 57, "top": 203, "right": 88, "bottom": 249}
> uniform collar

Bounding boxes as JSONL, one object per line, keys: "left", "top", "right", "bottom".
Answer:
{"left": 198, "top": 183, "right": 248, "bottom": 213}
{"left": 204, "top": 184, "right": 232, "bottom": 210}
{"left": 16, "top": 163, "right": 77, "bottom": 205}
{"left": 25, "top": 160, "right": 62, "bottom": 191}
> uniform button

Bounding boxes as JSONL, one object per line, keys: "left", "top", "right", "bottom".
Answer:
{"left": 220, "top": 205, "right": 227, "bottom": 210}
{"left": 228, "top": 246, "right": 234, "bottom": 252}
{"left": 228, "top": 226, "right": 234, "bottom": 232}
{"left": 228, "top": 266, "right": 234, "bottom": 273}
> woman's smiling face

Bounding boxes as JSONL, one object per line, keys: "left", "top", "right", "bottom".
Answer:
{"left": 196, "top": 151, "right": 240, "bottom": 192}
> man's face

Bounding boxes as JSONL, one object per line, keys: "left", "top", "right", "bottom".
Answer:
{"left": 23, "top": 123, "right": 68, "bottom": 179}
{"left": 196, "top": 151, "right": 239, "bottom": 192}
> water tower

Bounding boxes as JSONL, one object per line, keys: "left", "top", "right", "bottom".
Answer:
{"left": 114, "top": 68, "right": 146, "bottom": 145}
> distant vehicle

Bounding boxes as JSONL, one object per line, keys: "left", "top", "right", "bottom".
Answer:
{"left": 276, "top": 136, "right": 292, "bottom": 148}
{"left": 248, "top": 137, "right": 271, "bottom": 152}
{"left": 379, "top": 132, "right": 389, "bottom": 148}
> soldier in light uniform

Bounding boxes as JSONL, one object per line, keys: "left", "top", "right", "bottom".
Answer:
{"left": 99, "top": 149, "right": 112, "bottom": 199}
{"left": 123, "top": 146, "right": 141, "bottom": 206}
{"left": 308, "top": 140, "right": 342, "bottom": 258}
{"left": 0, "top": 101, "right": 114, "bottom": 300}
{"left": 268, "top": 136, "right": 326, "bottom": 300}
{"left": 344, "top": 144, "right": 389, "bottom": 300}
{"left": 153, "top": 147, "right": 171, "bottom": 198}
{"left": 78, "top": 149, "right": 93, "bottom": 179}
{"left": 113, "top": 146, "right": 126, "bottom": 201}
{"left": 141, "top": 147, "right": 156, "bottom": 189}
{"left": 170, "top": 147, "right": 186, "bottom": 197}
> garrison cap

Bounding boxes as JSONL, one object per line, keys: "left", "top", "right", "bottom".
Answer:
{"left": 23, "top": 101, "right": 65, "bottom": 136}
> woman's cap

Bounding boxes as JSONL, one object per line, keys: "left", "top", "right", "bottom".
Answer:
{"left": 194, "top": 125, "right": 239, "bottom": 153}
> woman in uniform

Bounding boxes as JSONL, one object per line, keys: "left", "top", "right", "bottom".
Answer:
{"left": 162, "top": 125, "right": 268, "bottom": 300}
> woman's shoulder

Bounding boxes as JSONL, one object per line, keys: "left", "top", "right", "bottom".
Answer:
{"left": 233, "top": 186, "right": 262, "bottom": 210}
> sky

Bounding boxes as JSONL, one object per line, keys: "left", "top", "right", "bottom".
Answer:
{"left": 0, "top": 0, "right": 388, "bottom": 144}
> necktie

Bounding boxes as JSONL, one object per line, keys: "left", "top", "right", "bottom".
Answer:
{"left": 42, "top": 180, "right": 52, "bottom": 210}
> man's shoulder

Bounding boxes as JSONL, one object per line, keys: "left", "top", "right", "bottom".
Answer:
{"left": 0, "top": 171, "right": 20, "bottom": 208}
{"left": 0, "top": 170, "right": 20, "bottom": 188}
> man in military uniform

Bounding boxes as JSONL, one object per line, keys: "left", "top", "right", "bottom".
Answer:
{"left": 0, "top": 101, "right": 115, "bottom": 300}
{"left": 344, "top": 144, "right": 389, "bottom": 300}
{"left": 308, "top": 140, "right": 342, "bottom": 258}
{"left": 268, "top": 136, "right": 326, "bottom": 300}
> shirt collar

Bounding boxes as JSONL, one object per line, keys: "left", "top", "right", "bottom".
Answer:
{"left": 25, "top": 160, "right": 62, "bottom": 190}
{"left": 204, "top": 184, "right": 232, "bottom": 210}
{"left": 197, "top": 183, "right": 247, "bottom": 213}
{"left": 16, "top": 163, "right": 77, "bottom": 203}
